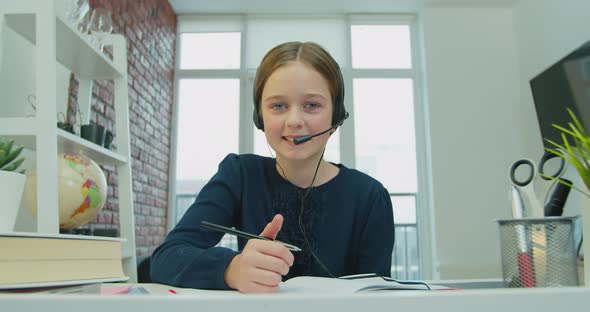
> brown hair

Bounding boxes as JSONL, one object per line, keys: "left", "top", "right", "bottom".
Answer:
{"left": 253, "top": 42, "right": 344, "bottom": 129}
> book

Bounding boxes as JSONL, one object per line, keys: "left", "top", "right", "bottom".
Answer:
{"left": 0, "top": 283, "right": 102, "bottom": 295}
{"left": 0, "top": 233, "right": 121, "bottom": 261}
{"left": 279, "top": 275, "right": 451, "bottom": 294}
{"left": 0, "top": 232, "right": 127, "bottom": 289}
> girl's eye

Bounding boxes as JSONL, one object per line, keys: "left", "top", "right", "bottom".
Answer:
{"left": 272, "top": 103, "right": 286, "bottom": 111}
{"left": 304, "top": 103, "right": 319, "bottom": 110}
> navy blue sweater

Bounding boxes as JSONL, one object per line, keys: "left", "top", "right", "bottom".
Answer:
{"left": 151, "top": 154, "right": 395, "bottom": 289}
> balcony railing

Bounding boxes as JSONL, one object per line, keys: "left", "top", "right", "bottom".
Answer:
{"left": 174, "top": 193, "right": 420, "bottom": 279}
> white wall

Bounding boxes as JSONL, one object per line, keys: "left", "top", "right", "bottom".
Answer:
{"left": 421, "top": 6, "right": 523, "bottom": 279}
{"left": 0, "top": 12, "right": 71, "bottom": 119}
{"left": 512, "top": 0, "right": 590, "bottom": 156}
{"left": 421, "top": 0, "right": 590, "bottom": 279}
{"left": 0, "top": 26, "right": 37, "bottom": 117}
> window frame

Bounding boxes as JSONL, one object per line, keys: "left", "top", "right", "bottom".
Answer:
{"left": 168, "top": 15, "right": 247, "bottom": 228}
{"left": 345, "top": 14, "right": 435, "bottom": 279}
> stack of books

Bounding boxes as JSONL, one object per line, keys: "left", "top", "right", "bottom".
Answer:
{"left": 0, "top": 232, "right": 127, "bottom": 289}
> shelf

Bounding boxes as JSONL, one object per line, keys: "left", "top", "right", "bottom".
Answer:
{"left": 3, "top": 14, "right": 123, "bottom": 79}
{"left": 0, "top": 276, "right": 129, "bottom": 290}
{"left": 2, "top": 2, "right": 137, "bottom": 282}
{"left": 0, "top": 231, "right": 124, "bottom": 242}
{"left": 122, "top": 248, "right": 134, "bottom": 259}
{"left": 0, "top": 117, "right": 37, "bottom": 135}
{"left": 57, "top": 129, "right": 127, "bottom": 165}
{"left": 3, "top": 129, "right": 127, "bottom": 166}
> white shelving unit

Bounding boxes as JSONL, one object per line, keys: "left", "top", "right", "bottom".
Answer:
{"left": 0, "top": 0, "right": 137, "bottom": 282}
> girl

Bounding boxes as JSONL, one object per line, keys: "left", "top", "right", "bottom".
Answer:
{"left": 151, "top": 42, "right": 394, "bottom": 293}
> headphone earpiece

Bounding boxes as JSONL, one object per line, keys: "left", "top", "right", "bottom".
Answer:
{"left": 332, "top": 62, "right": 346, "bottom": 126}
{"left": 253, "top": 108, "right": 263, "bottom": 130}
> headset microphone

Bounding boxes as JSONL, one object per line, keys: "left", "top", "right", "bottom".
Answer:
{"left": 293, "top": 112, "right": 349, "bottom": 145}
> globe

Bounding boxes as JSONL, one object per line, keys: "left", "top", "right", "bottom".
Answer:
{"left": 24, "top": 153, "right": 108, "bottom": 229}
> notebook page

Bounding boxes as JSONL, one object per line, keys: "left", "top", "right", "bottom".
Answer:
{"left": 279, "top": 276, "right": 437, "bottom": 294}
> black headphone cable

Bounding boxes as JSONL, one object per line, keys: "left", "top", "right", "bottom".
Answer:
{"left": 269, "top": 147, "right": 432, "bottom": 289}
{"left": 269, "top": 145, "right": 337, "bottom": 278}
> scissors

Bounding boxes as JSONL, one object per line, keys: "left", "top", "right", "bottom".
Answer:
{"left": 509, "top": 152, "right": 565, "bottom": 218}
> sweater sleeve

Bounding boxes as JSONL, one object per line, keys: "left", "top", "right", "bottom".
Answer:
{"left": 150, "top": 154, "right": 243, "bottom": 289}
{"left": 355, "top": 186, "right": 395, "bottom": 277}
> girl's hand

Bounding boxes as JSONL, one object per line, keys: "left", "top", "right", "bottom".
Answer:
{"left": 224, "top": 214, "right": 294, "bottom": 293}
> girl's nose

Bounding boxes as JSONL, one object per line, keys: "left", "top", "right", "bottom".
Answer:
{"left": 285, "top": 108, "right": 303, "bottom": 128}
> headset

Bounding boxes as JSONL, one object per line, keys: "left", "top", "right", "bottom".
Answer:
{"left": 253, "top": 52, "right": 349, "bottom": 278}
{"left": 252, "top": 60, "right": 349, "bottom": 135}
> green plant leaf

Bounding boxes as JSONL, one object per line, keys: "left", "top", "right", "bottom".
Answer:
{"left": 564, "top": 134, "right": 590, "bottom": 193}
{"left": 1, "top": 145, "right": 23, "bottom": 169}
{"left": 0, "top": 149, "right": 6, "bottom": 168}
{"left": 549, "top": 109, "right": 590, "bottom": 196}
{"left": 545, "top": 138, "right": 566, "bottom": 151}
{"left": 553, "top": 124, "right": 577, "bottom": 137}
{"left": 1, "top": 157, "right": 24, "bottom": 171}
{"left": 568, "top": 108, "right": 588, "bottom": 137}
{"left": 4, "top": 140, "right": 13, "bottom": 155}
{"left": 567, "top": 121, "right": 590, "bottom": 177}
{"left": 0, "top": 137, "right": 27, "bottom": 172}
{"left": 539, "top": 173, "right": 590, "bottom": 197}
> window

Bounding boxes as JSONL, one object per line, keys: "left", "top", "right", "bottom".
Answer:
{"left": 174, "top": 30, "right": 242, "bottom": 224}
{"left": 172, "top": 15, "right": 429, "bottom": 279}
{"left": 353, "top": 78, "right": 417, "bottom": 193}
{"left": 179, "top": 33, "right": 241, "bottom": 69}
{"left": 351, "top": 25, "right": 412, "bottom": 69}
{"left": 350, "top": 21, "right": 422, "bottom": 279}
{"left": 176, "top": 79, "right": 240, "bottom": 182}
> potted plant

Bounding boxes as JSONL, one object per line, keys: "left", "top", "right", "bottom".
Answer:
{"left": 0, "top": 137, "right": 27, "bottom": 232}
{"left": 544, "top": 108, "right": 590, "bottom": 197}
{"left": 544, "top": 108, "right": 590, "bottom": 287}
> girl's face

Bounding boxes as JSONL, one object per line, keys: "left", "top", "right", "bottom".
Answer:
{"left": 260, "top": 61, "right": 334, "bottom": 164}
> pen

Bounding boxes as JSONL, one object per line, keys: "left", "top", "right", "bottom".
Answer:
{"left": 200, "top": 221, "right": 302, "bottom": 252}
{"left": 511, "top": 186, "right": 536, "bottom": 287}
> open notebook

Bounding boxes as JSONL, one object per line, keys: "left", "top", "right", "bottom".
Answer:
{"left": 119, "top": 275, "right": 452, "bottom": 296}
{"left": 279, "top": 275, "right": 451, "bottom": 294}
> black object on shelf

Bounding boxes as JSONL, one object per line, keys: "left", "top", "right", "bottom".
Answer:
{"left": 92, "top": 228, "right": 118, "bottom": 237}
{"left": 60, "top": 228, "right": 92, "bottom": 236}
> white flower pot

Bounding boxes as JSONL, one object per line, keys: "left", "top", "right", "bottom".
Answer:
{"left": 0, "top": 171, "right": 26, "bottom": 232}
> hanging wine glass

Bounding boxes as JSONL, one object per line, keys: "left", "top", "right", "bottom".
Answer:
{"left": 88, "top": 8, "right": 113, "bottom": 51}
{"left": 77, "top": 7, "right": 93, "bottom": 41}
{"left": 65, "top": 0, "right": 90, "bottom": 30}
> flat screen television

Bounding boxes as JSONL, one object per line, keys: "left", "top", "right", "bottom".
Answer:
{"left": 530, "top": 40, "right": 590, "bottom": 149}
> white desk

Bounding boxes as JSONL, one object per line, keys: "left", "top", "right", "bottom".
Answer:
{"left": 2, "top": 284, "right": 590, "bottom": 312}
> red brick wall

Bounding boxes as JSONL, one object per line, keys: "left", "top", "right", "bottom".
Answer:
{"left": 71, "top": 0, "right": 176, "bottom": 256}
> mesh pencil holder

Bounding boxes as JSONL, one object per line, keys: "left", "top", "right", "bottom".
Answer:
{"left": 497, "top": 216, "right": 579, "bottom": 288}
